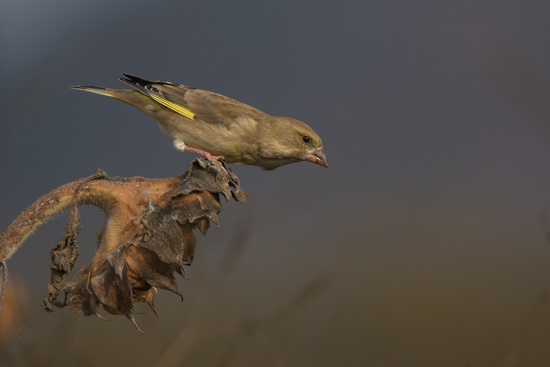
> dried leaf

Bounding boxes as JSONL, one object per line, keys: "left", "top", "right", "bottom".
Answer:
{"left": 125, "top": 246, "right": 183, "bottom": 299}
{"left": 90, "top": 247, "right": 133, "bottom": 318}
{"left": 41, "top": 205, "right": 81, "bottom": 312}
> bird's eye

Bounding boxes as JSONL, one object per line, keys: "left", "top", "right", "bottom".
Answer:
{"left": 302, "top": 135, "right": 311, "bottom": 143}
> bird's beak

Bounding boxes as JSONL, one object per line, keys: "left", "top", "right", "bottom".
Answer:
{"left": 305, "top": 148, "right": 328, "bottom": 168}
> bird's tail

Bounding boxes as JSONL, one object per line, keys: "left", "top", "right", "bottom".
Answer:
{"left": 71, "top": 85, "right": 134, "bottom": 103}
{"left": 71, "top": 85, "right": 159, "bottom": 115}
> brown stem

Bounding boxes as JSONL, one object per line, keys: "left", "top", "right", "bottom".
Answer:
{"left": 0, "top": 172, "right": 105, "bottom": 262}
{"left": 0, "top": 171, "right": 179, "bottom": 262}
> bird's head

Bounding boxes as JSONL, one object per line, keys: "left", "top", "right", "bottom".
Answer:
{"left": 261, "top": 117, "right": 328, "bottom": 169}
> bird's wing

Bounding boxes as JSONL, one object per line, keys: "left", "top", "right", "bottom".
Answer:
{"left": 119, "top": 73, "right": 267, "bottom": 126}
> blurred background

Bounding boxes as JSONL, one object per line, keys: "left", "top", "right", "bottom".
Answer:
{"left": 1, "top": 0, "right": 550, "bottom": 366}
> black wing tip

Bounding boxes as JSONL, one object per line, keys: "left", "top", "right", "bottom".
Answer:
{"left": 119, "top": 73, "right": 152, "bottom": 86}
{"left": 119, "top": 72, "right": 137, "bottom": 82}
{"left": 119, "top": 73, "right": 181, "bottom": 88}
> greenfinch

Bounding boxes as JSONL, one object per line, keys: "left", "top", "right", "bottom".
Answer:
{"left": 72, "top": 73, "right": 327, "bottom": 170}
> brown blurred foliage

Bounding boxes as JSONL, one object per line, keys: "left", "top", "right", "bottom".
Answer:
{"left": 0, "top": 280, "right": 29, "bottom": 349}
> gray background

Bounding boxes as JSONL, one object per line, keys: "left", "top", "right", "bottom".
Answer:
{"left": 2, "top": 0, "right": 550, "bottom": 366}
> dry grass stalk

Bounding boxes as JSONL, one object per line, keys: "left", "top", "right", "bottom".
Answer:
{"left": 501, "top": 292, "right": 549, "bottom": 367}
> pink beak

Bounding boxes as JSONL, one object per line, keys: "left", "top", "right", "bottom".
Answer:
{"left": 305, "top": 148, "right": 328, "bottom": 168}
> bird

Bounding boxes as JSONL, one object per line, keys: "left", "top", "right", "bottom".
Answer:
{"left": 72, "top": 73, "right": 327, "bottom": 170}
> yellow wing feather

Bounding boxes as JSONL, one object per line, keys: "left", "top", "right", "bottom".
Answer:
{"left": 148, "top": 94, "right": 195, "bottom": 120}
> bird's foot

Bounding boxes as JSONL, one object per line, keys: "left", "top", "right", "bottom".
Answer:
{"left": 184, "top": 146, "right": 224, "bottom": 163}
{"left": 184, "top": 147, "right": 228, "bottom": 173}
{"left": 202, "top": 151, "right": 226, "bottom": 165}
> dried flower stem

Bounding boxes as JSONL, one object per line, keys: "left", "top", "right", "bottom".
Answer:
{"left": 502, "top": 292, "right": 549, "bottom": 367}
{"left": 0, "top": 170, "right": 106, "bottom": 262}
{"left": 0, "top": 159, "right": 247, "bottom": 329}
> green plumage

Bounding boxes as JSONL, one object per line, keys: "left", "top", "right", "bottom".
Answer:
{"left": 72, "top": 73, "right": 327, "bottom": 170}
